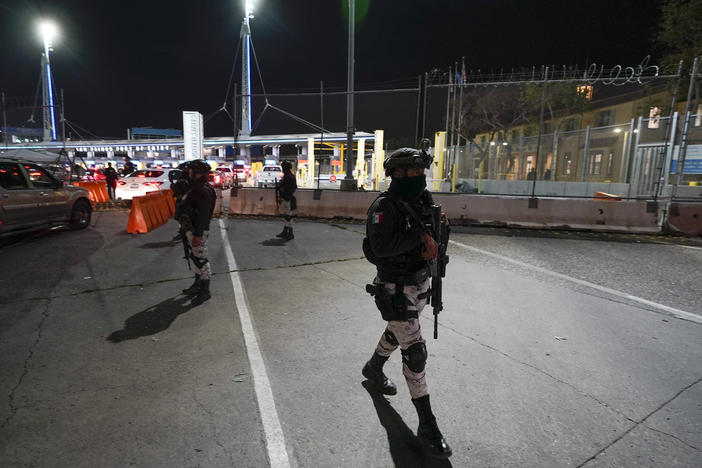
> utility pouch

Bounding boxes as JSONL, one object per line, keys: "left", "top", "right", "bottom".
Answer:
{"left": 290, "top": 196, "right": 297, "bottom": 211}
{"left": 366, "top": 283, "right": 414, "bottom": 321}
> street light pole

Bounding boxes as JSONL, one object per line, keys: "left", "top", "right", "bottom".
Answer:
{"left": 39, "top": 21, "right": 57, "bottom": 141}
{"left": 240, "top": 0, "right": 254, "bottom": 136}
{"left": 340, "top": 0, "right": 357, "bottom": 191}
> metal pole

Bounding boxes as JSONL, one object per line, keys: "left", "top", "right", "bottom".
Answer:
{"left": 581, "top": 126, "right": 592, "bottom": 182}
{"left": 621, "top": 118, "right": 635, "bottom": 182}
{"left": 341, "top": 0, "right": 356, "bottom": 190}
{"left": 240, "top": 11, "right": 252, "bottom": 136}
{"left": 318, "top": 80, "right": 323, "bottom": 190}
{"left": 422, "top": 72, "right": 429, "bottom": 140}
{"left": 672, "top": 56, "right": 700, "bottom": 197}
{"left": 1, "top": 92, "right": 8, "bottom": 146}
{"left": 530, "top": 67, "right": 548, "bottom": 198}
{"left": 415, "top": 74, "right": 422, "bottom": 145}
{"left": 60, "top": 88, "right": 66, "bottom": 144}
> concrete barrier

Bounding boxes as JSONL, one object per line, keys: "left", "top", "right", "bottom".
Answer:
{"left": 229, "top": 188, "right": 664, "bottom": 233}
{"left": 667, "top": 202, "right": 702, "bottom": 236}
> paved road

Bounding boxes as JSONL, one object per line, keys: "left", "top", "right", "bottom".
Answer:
{"left": 1, "top": 210, "right": 701, "bottom": 467}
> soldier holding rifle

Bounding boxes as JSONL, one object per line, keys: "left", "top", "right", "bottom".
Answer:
{"left": 362, "top": 141, "right": 451, "bottom": 459}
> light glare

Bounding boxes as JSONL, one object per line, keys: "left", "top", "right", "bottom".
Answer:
{"left": 38, "top": 20, "right": 58, "bottom": 43}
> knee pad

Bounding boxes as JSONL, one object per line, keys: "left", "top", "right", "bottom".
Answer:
{"left": 401, "top": 342, "right": 427, "bottom": 373}
{"left": 383, "top": 329, "right": 399, "bottom": 347}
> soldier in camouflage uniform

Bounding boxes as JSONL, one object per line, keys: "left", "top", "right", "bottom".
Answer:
{"left": 179, "top": 160, "right": 216, "bottom": 306}
{"left": 362, "top": 147, "right": 452, "bottom": 459}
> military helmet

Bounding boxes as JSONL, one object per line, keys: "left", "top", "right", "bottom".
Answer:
{"left": 281, "top": 161, "right": 292, "bottom": 171}
{"left": 383, "top": 147, "right": 432, "bottom": 176}
{"left": 189, "top": 159, "right": 211, "bottom": 174}
{"left": 177, "top": 161, "right": 191, "bottom": 171}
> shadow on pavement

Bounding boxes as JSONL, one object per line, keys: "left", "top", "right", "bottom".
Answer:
{"left": 139, "top": 240, "right": 180, "bottom": 249}
{"left": 260, "top": 238, "right": 290, "bottom": 246}
{"left": 362, "top": 380, "right": 453, "bottom": 468}
{"left": 107, "top": 295, "right": 196, "bottom": 343}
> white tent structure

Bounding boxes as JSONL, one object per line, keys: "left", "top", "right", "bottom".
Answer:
{"left": 0, "top": 148, "right": 73, "bottom": 181}
{"left": 0, "top": 148, "right": 61, "bottom": 163}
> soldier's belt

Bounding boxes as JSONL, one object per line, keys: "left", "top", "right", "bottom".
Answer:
{"left": 378, "top": 266, "right": 431, "bottom": 285}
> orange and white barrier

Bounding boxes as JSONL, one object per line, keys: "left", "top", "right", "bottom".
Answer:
{"left": 126, "top": 189, "right": 175, "bottom": 234}
{"left": 73, "top": 181, "right": 110, "bottom": 203}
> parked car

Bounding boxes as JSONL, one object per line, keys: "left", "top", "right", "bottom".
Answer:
{"left": 233, "top": 166, "right": 247, "bottom": 182}
{"left": 115, "top": 169, "right": 181, "bottom": 200}
{"left": 0, "top": 157, "right": 93, "bottom": 235}
{"left": 82, "top": 169, "right": 107, "bottom": 183}
{"left": 214, "top": 166, "right": 235, "bottom": 188}
{"left": 233, "top": 163, "right": 250, "bottom": 181}
{"left": 256, "top": 165, "right": 283, "bottom": 188}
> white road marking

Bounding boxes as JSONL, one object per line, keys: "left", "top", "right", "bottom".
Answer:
{"left": 449, "top": 239, "right": 702, "bottom": 324}
{"left": 219, "top": 219, "right": 291, "bottom": 468}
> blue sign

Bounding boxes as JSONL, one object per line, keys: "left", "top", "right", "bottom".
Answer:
{"left": 669, "top": 144, "right": 702, "bottom": 174}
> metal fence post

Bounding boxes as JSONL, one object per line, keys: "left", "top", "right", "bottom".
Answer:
{"left": 580, "top": 125, "right": 591, "bottom": 182}
{"left": 661, "top": 112, "right": 678, "bottom": 196}
{"left": 621, "top": 118, "right": 635, "bottom": 183}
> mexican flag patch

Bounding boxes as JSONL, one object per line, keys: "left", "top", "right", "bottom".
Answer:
{"left": 372, "top": 212, "right": 383, "bottom": 224}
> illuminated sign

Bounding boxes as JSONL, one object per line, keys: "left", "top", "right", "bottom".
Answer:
{"left": 182, "top": 111, "right": 204, "bottom": 161}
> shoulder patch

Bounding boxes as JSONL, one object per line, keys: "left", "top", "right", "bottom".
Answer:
{"left": 372, "top": 212, "right": 383, "bottom": 224}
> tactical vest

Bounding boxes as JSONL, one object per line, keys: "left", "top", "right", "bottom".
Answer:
{"left": 363, "top": 191, "right": 433, "bottom": 282}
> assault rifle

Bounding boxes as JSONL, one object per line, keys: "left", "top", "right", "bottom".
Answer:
{"left": 418, "top": 139, "right": 450, "bottom": 338}
{"left": 179, "top": 214, "right": 194, "bottom": 270}
{"left": 428, "top": 205, "right": 449, "bottom": 339}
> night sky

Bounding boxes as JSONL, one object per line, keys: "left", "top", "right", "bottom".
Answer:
{"left": 1, "top": 0, "right": 663, "bottom": 143}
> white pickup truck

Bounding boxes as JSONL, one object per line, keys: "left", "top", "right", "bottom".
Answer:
{"left": 256, "top": 165, "right": 283, "bottom": 188}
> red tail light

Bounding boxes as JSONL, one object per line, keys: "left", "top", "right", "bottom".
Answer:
{"left": 118, "top": 181, "right": 126, "bottom": 186}
{"left": 143, "top": 182, "right": 163, "bottom": 187}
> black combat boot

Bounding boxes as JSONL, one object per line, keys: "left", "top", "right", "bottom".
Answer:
{"left": 182, "top": 275, "right": 201, "bottom": 296}
{"left": 282, "top": 227, "right": 294, "bottom": 240}
{"left": 412, "top": 394, "right": 452, "bottom": 459}
{"left": 362, "top": 352, "right": 397, "bottom": 395}
{"left": 275, "top": 227, "right": 288, "bottom": 238}
{"left": 191, "top": 280, "right": 211, "bottom": 306}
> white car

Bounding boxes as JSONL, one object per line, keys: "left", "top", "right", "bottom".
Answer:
{"left": 115, "top": 168, "right": 182, "bottom": 200}
{"left": 256, "top": 165, "right": 283, "bottom": 188}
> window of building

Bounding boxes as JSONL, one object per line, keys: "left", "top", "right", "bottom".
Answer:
{"left": 594, "top": 109, "right": 616, "bottom": 127}
{"left": 588, "top": 152, "right": 602, "bottom": 175}
{"left": 648, "top": 107, "right": 661, "bottom": 129}
{"left": 577, "top": 85, "right": 593, "bottom": 100}
{"left": 562, "top": 153, "right": 572, "bottom": 175}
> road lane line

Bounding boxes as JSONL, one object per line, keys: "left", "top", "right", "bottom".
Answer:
{"left": 219, "top": 219, "right": 291, "bottom": 468}
{"left": 449, "top": 239, "right": 702, "bottom": 324}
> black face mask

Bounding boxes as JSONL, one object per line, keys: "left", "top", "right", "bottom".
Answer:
{"left": 389, "top": 174, "right": 426, "bottom": 200}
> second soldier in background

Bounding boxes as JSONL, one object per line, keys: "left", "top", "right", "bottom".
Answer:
{"left": 179, "top": 160, "right": 216, "bottom": 305}
{"left": 275, "top": 160, "right": 297, "bottom": 240}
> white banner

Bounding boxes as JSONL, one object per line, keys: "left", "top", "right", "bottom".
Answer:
{"left": 182, "top": 111, "right": 203, "bottom": 161}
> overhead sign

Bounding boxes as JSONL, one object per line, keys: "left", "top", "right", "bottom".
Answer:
{"left": 182, "top": 111, "right": 203, "bottom": 161}
{"left": 670, "top": 144, "right": 702, "bottom": 174}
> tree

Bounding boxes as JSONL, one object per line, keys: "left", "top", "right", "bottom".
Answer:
{"left": 656, "top": 0, "right": 702, "bottom": 110}
{"left": 657, "top": 0, "right": 702, "bottom": 68}
{"left": 458, "top": 85, "right": 528, "bottom": 177}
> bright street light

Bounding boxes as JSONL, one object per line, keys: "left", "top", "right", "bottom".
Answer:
{"left": 245, "top": 0, "right": 255, "bottom": 19}
{"left": 38, "top": 20, "right": 58, "bottom": 49}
